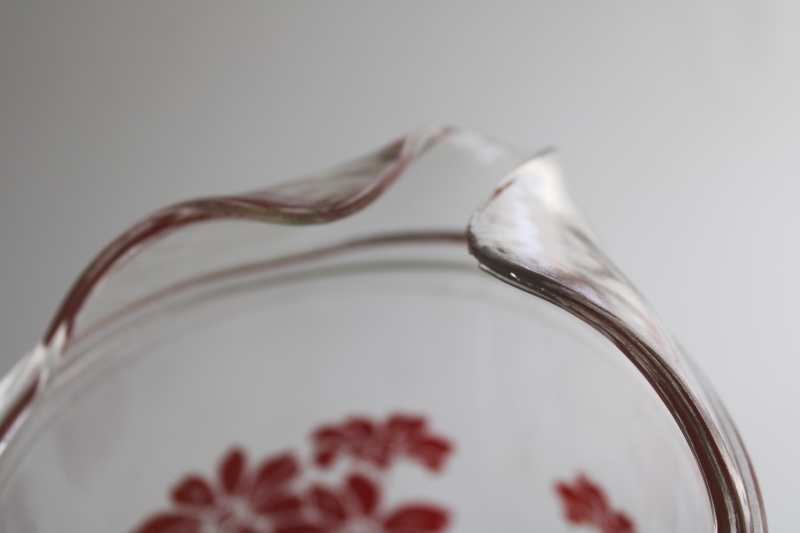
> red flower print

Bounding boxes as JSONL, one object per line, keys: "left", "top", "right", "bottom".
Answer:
{"left": 293, "top": 473, "right": 449, "bottom": 533}
{"left": 312, "top": 414, "right": 452, "bottom": 472}
{"left": 555, "top": 474, "right": 636, "bottom": 533}
{"left": 131, "top": 413, "right": 454, "bottom": 533}
{"left": 132, "top": 448, "right": 304, "bottom": 533}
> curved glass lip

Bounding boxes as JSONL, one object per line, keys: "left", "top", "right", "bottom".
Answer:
{"left": 0, "top": 125, "right": 766, "bottom": 533}
{"left": 466, "top": 153, "right": 766, "bottom": 533}
{"left": 42, "top": 125, "right": 455, "bottom": 350}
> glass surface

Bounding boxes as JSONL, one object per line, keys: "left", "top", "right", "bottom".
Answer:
{"left": 0, "top": 127, "right": 766, "bottom": 532}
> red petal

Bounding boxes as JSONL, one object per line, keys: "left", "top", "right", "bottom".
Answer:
{"left": 312, "top": 427, "right": 346, "bottom": 468}
{"left": 556, "top": 475, "right": 608, "bottom": 523}
{"left": 574, "top": 475, "right": 606, "bottom": 507}
{"left": 309, "top": 485, "right": 347, "bottom": 522}
{"left": 383, "top": 504, "right": 449, "bottom": 532}
{"left": 314, "top": 450, "right": 336, "bottom": 468}
{"left": 555, "top": 475, "right": 637, "bottom": 533}
{"left": 607, "top": 513, "right": 636, "bottom": 533}
{"left": 387, "top": 414, "right": 425, "bottom": 442}
{"left": 343, "top": 418, "right": 376, "bottom": 452}
{"left": 171, "top": 476, "right": 214, "bottom": 507}
{"left": 275, "top": 525, "right": 327, "bottom": 533}
{"left": 312, "top": 417, "right": 384, "bottom": 468}
{"left": 407, "top": 437, "right": 452, "bottom": 471}
{"left": 253, "top": 493, "right": 302, "bottom": 515}
{"left": 131, "top": 513, "right": 201, "bottom": 533}
{"left": 219, "top": 447, "right": 247, "bottom": 494}
{"left": 347, "top": 474, "right": 379, "bottom": 516}
{"left": 314, "top": 427, "right": 345, "bottom": 443}
{"left": 253, "top": 452, "right": 299, "bottom": 491}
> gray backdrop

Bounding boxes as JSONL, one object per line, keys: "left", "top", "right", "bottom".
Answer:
{"left": 2, "top": 2, "right": 798, "bottom": 529}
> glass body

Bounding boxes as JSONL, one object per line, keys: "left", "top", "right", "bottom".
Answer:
{"left": 0, "top": 127, "right": 765, "bottom": 533}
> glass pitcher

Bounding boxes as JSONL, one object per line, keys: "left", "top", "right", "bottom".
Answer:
{"left": 0, "top": 125, "right": 766, "bottom": 533}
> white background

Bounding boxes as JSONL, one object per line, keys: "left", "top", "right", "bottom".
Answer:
{"left": 1, "top": 2, "right": 798, "bottom": 530}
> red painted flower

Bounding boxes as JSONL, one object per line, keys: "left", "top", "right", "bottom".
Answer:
{"left": 282, "top": 473, "right": 448, "bottom": 533}
{"left": 132, "top": 447, "right": 304, "bottom": 533}
{"left": 131, "top": 414, "right": 454, "bottom": 533}
{"left": 313, "top": 414, "right": 452, "bottom": 472}
{"left": 555, "top": 474, "right": 636, "bottom": 533}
